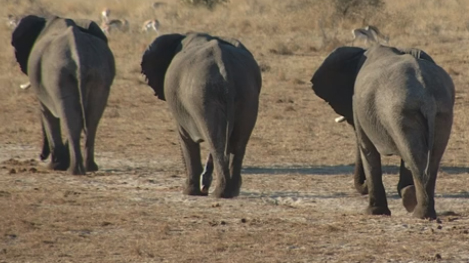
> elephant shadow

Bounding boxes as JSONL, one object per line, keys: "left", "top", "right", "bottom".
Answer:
{"left": 240, "top": 190, "right": 350, "bottom": 200}
{"left": 241, "top": 165, "right": 469, "bottom": 200}
{"left": 242, "top": 164, "right": 469, "bottom": 176}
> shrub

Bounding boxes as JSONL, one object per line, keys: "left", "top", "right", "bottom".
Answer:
{"left": 333, "top": 0, "right": 385, "bottom": 21}
{"left": 180, "top": 0, "right": 229, "bottom": 10}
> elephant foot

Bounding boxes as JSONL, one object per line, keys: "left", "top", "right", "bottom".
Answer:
{"left": 40, "top": 144, "right": 50, "bottom": 161}
{"left": 355, "top": 183, "right": 368, "bottom": 195}
{"left": 47, "top": 159, "right": 69, "bottom": 171}
{"left": 401, "top": 185, "right": 417, "bottom": 212}
{"left": 228, "top": 180, "right": 242, "bottom": 197}
{"left": 212, "top": 186, "right": 235, "bottom": 199}
{"left": 200, "top": 185, "right": 210, "bottom": 195}
{"left": 412, "top": 206, "right": 437, "bottom": 220}
{"left": 40, "top": 152, "right": 49, "bottom": 161}
{"left": 47, "top": 148, "right": 70, "bottom": 170}
{"left": 68, "top": 164, "right": 86, "bottom": 175}
{"left": 86, "top": 161, "right": 99, "bottom": 172}
{"left": 229, "top": 186, "right": 241, "bottom": 197}
{"left": 183, "top": 185, "right": 208, "bottom": 196}
{"left": 365, "top": 206, "right": 391, "bottom": 216}
{"left": 200, "top": 174, "right": 212, "bottom": 195}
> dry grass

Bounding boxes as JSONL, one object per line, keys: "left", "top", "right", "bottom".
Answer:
{"left": 1, "top": 0, "right": 469, "bottom": 262}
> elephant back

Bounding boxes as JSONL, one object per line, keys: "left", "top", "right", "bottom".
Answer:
{"left": 43, "top": 17, "right": 108, "bottom": 45}
{"left": 216, "top": 37, "right": 252, "bottom": 55}
{"left": 184, "top": 33, "right": 253, "bottom": 57}
{"left": 71, "top": 19, "right": 108, "bottom": 44}
{"left": 398, "top": 48, "right": 436, "bottom": 64}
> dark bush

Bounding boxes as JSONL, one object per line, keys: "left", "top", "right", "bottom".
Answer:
{"left": 180, "top": 0, "right": 229, "bottom": 10}
{"left": 334, "top": 0, "right": 385, "bottom": 21}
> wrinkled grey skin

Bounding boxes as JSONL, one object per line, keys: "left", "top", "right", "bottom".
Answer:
{"left": 311, "top": 45, "right": 454, "bottom": 219}
{"left": 141, "top": 33, "right": 262, "bottom": 198}
{"left": 12, "top": 15, "right": 115, "bottom": 175}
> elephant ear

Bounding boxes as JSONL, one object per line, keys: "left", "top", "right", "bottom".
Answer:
{"left": 11, "top": 15, "right": 46, "bottom": 75}
{"left": 141, "top": 34, "right": 185, "bottom": 101}
{"left": 399, "top": 48, "right": 435, "bottom": 64}
{"left": 71, "top": 19, "right": 108, "bottom": 44}
{"left": 311, "top": 47, "right": 365, "bottom": 125}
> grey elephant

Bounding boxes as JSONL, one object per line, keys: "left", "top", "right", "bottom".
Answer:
{"left": 311, "top": 45, "right": 454, "bottom": 219}
{"left": 141, "top": 33, "right": 262, "bottom": 198}
{"left": 11, "top": 15, "right": 115, "bottom": 175}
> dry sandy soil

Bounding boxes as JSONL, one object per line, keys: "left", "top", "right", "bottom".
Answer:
{"left": 1, "top": 0, "right": 469, "bottom": 262}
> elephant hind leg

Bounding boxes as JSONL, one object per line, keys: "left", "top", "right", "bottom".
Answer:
{"left": 210, "top": 150, "right": 231, "bottom": 198}
{"left": 59, "top": 98, "right": 86, "bottom": 175}
{"left": 394, "top": 125, "right": 437, "bottom": 219}
{"left": 398, "top": 150, "right": 434, "bottom": 219}
{"left": 397, "top": 159, "right": 414, "bottom": 197}
{"left": 359, "top": 146, "right": 390, "bottom": 216}
{"left": 227, "top": 125, "right": 254, "bottom": 197}
{"left": 228, "top": 148, "right": 245, "bottom": 197}
{"left": 226, "top": 99, "right": 259, "bottom": 198}
{"left": 84, "top": 85, "right": 109, "bottom": 172}
{"left": 40, "top": 120, "right": 50, "bottom": 161}
{"left": 404, "top": 113, "right": 452, "bottom": 219}
{"left": 178, "top": 127, "right": 206, "bottom": 196}
{"left": 40, "top": 104, "right": 69, "bottom": 170}
{"left": 355, "top": 125, "right": 390, "bottom": 216}
{"left": 353, "top": 145, "right": 368, "bottom": 195}
{"left": 203, "top": 116, "right": 232, "bottom": 198}
{"left": 201, "top": 154, "right": 214, "bottom": 194}
{"left": 397, "top": 159, "right": 417, "bottom": 212}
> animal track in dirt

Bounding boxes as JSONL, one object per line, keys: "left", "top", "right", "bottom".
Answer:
{"left": 1, "top": 158, "right": 47, "bottom": 174}
{"left": 2, "top": 158, "right": 38, "bottom": 166}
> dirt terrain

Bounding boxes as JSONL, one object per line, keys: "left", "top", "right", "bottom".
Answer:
{"left": 1, "top": 0, "right": 469, "bottom": 262}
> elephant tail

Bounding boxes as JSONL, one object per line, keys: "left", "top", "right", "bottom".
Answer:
{"left": 224, "top": 96, "right": 235, "bottom": 157}
{"left": 71, "top": 27, "right": 88, "bottom": 137}
{"left": 78, "top": 66, "right": 88, "bottom": 137}
{"left": 422, "top": 97, "right": 436, "bottom": 179}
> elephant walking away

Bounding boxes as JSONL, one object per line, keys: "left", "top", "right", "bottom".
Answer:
{"left": 141, "top": 33, "right": 262, "bottom": 198}
{"left": 311, "top": 45, "right": 454, "bottom": 219}
{"left": 11, "top": 15, "right": 116, "bottom": 175}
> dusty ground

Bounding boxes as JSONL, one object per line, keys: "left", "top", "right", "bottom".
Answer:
{"left": 1, "top": 0, "right": 469, "bottom": 262}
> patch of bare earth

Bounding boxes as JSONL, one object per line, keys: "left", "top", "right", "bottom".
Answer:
{"left": 1, "top": 0, "right": 469, "bottom": 262}
{"left": 1, "top": 151, "right": 469, "bottom": 262}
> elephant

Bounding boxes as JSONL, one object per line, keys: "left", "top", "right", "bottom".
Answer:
{"left": 330, "top": 47, "right": 439, "bottom": 197}
{"left": 141, "top": 33, "right": 262, "bottom": 198}
{"left": 311, "top": 44, "right": 454, "bottom": 219}
{"left": 11, "top": 15, "right": 116, "bottom": 175}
